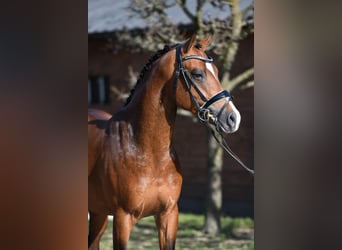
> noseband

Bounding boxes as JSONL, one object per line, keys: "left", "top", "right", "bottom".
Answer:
{"left": 175, "top": 44, "right": 231, "bottom": 131}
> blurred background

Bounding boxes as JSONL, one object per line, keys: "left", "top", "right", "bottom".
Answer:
{"left": 2, "top": 0, "right": 342, "bottom": 249}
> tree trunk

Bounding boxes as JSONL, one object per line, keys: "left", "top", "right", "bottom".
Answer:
{"left": 203, "top": 0, "right": 244, "bottom": 236}
{"left": 204, "top": 133, "right": 223, "bottom": 236}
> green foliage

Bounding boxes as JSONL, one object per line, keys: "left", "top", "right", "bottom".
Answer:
{"left": 99, "top": 213, "right": 254, "bottom": 250}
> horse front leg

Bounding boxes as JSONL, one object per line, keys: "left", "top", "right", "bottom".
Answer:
{"left": 155, "top": 205, "right": 179, "bottom": 250}
{"left": 88, "top": 212, "right": 108, "bottom": 250}
{"left": 113, "top": 210, "right": 135, "bottom": 250}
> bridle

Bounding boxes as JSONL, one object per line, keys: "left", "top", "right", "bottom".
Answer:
{"left": 174, "top": 44, "right": 231, "bottom": 131}
{"left": 174, "top": 43, "right": 255, "bottom": 175}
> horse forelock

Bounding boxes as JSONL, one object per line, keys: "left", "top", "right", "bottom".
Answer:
{"left": 124, "top": 44, "right": 179, "bottom": 106}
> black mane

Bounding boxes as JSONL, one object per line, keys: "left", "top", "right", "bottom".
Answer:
{"left": 124, "top": 44, "right": 178, "bottom": 106}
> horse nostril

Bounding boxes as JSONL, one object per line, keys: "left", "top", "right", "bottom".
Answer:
{"left": 227, "top": 112, "right": 236, "bottom": 128}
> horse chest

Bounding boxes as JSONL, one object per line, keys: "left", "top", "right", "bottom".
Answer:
{"left": 101, "top": 128, "right": 182, "bottom": 216}
{"left": 122, "top": 172, "right": 181, "bottom": 217}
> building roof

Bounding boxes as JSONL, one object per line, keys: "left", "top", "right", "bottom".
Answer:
{"left": 88, "top": 0, "right": 253, "bottom": 35}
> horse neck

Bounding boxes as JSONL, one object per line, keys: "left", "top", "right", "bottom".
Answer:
{"left": 120, "top": 62, "right": 177, "bottom": 155}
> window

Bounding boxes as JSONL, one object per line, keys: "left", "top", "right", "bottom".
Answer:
{"left": 88, "top": 75, "right": 110, "bottom": 105}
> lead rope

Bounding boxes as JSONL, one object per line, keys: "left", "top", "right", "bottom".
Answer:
{"left": 205, "top": 121, "right": 255, "bottom": 175}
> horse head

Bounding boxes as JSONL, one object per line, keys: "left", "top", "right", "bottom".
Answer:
{"left": 174, "top": 35, "right": 241, "bottom": 133}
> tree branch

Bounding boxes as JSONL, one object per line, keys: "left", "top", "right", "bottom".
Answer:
{"left": 241, "top": 1, "right": 254, "bottom": 21}
{"left": 225, "top": 67, "right": 254, "bottom": 91}
{"left": 195, "top": 0, "right": 207, "bottom": 36}
{"left": 177, "top": 109, "right": 197, "bottom": 120}
{"left": 111, "top": 86, "right": 129, "bottom": 101}
{"left": 236, "top": 80, "right": 254, "bottom": 91}
{"left": 176, "top": 0, "right": 195, "bottom": 22}
{"left": 221, "top": 0, "right": 242, "bottom": 72}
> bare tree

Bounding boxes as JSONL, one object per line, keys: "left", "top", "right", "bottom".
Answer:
{"left": 112, "top": 0, "right": 254, "bottom": 236}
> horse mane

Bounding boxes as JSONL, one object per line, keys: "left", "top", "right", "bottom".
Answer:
{"left": 124, "top": 44, "right": 179, "bottom": 106}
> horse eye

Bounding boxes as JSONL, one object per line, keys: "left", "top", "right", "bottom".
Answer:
{"left": 191, "top": 69, "right": 204, "bottom": 81}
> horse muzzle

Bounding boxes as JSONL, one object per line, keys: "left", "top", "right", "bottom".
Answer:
{"left": 216, "top": 106, "right": 241, "bottom": 133}
{"left": 200, "top": 100, "right": 241, "bottom": 134}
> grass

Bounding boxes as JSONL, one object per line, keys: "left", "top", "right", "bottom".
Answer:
{"left": 99, "top": 213, "right": 254, "bottom": 250}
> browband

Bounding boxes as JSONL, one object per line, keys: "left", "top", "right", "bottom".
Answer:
{"left": 182, "top": 55, "right": 214, "bottom": 63}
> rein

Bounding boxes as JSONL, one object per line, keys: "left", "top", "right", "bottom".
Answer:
{"left": 175, "top": 44, "right": 254, "bottom": 175}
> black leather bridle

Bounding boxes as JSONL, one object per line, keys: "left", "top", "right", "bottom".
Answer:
{"left": 174, "top": 43, "right": 255, "bottom": 175}
{"left": 174, "top": 44, "right": 232, "bottom": 131}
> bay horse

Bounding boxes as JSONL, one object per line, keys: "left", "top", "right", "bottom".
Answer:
{"left": 88, "top": 35, "right": 241, "bottom": 250}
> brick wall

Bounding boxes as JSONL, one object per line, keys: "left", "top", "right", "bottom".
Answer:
{"left": 88, "top": 35, "right": 254, "bottom": 216}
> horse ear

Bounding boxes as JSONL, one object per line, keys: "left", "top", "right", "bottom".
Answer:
{"left": 199, "top": 35, "right": 212, "bottom": 51}
{"left": 183, "top": 34, "right": 197, "bottom": 53}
